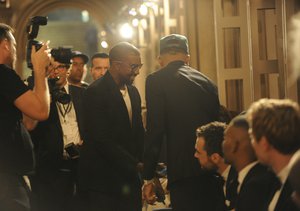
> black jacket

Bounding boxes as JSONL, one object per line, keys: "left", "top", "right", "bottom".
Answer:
{"left": 236, "top": 163, "right": 278, "bottom": 211}
{"left": 143, "top": 60, "right": 220, "bottom": 184}
{"left": 78, "top": 72, "right": 144, "bottom": 194}
{"left": 30, "top": 85, "right": 85, "bottom": 179}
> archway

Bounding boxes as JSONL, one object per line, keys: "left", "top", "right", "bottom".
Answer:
{"left": 12, "top": 0, "right": 125, "bottom": 76}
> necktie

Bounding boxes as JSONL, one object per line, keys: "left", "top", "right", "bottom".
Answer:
{"left": 226, "top": 176, "right": 239, "bottom": 209}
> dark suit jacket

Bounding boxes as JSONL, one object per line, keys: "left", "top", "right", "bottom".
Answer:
{"left": 143, "top": 60, "right": 220, "bottom": 185}
{"left": 30, "top": 85, "right": 85, "bottom": 179}
{"left": 78, "top": 72, "right": 144, "bottom": 194}
{"left": 236, "top": 163, "right": 278, "bottom": 211}
{"left": 273, "top": 180, "right": 299, "bottom": 211}
{"left": 225, "top": 166, "right": 238, "bottom": 210}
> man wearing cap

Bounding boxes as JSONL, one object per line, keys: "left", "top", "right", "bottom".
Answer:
{"left": 68, "top": 51, "right": 89, "bottom": 88}
{"left": 143, "top": 34, "right": 220, "bottom": 210}
{"left": 27, "top": 58, "right": 86, "bottom": 211}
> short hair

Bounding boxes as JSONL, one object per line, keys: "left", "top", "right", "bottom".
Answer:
{"left": 91, "top": 53, "right": 109, "bottom": 67}
{"left": 0, "top": 23, "right": 14, "bottom": 42}
{"left": 228, "top": 114, "right": 249, "bottom": 131}
{"left": 109, "top": 42, "right": 140, "bottom": 65}
{"left": 160, "top": 47, "right": 187, "bottom": 55}
{"left": 247, "top": 98, "right": 300, "bottom": 154}
{"left": 196, "top": 121, "right": 227, "bottom": 156}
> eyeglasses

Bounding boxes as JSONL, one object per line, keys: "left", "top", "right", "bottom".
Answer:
{"left": 54, "top": 64, "right": 70, "bottom": 70}
{"left": 114, "top": 61, "right": 143, "bottom": 72}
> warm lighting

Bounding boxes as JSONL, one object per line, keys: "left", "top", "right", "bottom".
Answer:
{"left": 100, "top": 30, "right": 106, "bottom": 37}
{"left": 81, "top": 10, "right": 89, "bottom": 22}
{"left": 132, "top": 18, "right": 139, "bottom": 27}
{"left": 140, "top": 18, "right": 148, "bottom": 29}
{"left": 139, "top": 4, "right": 148, "bottom": 16}
{"left": 101, "top": 41, "right": 109, "bottom": 49}
{"left": 129, "top": 8, "right": 137, "bottom": 16}
{"left": 120, "top": 23, "right": 133, "bottom": 39}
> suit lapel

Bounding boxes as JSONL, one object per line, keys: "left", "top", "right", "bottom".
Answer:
{"left": 127, "top": 85, "right": 138, "bottom": 130}
{"left": 106, "top": 73, "right": 132, "bottom": 130}
{"left": 274, "top": 180, "right": 293, "bottom": 211}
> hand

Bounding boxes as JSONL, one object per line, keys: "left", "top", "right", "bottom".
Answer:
{"left": 143, "top": 182, "right": 157, "bottom": 205}
{"left": 78, "top": 140, "right": 83, "bottom": 146}
{"left": 31, "top": 41, "right": 51, "bottom": 76}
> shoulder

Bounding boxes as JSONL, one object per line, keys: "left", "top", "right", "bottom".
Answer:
{"left": 0, "top": 64, "right": 18, "bottom": 78}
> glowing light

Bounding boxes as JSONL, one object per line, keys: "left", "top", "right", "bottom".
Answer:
{"left": 100, "top": 30, "right": 106, "bottom": 36}
{"left": 101, "top": 41, "right": 108, "bottom": 49}
{"left": 120, "top": 23, "right": 133, "bottom": 39}
{"left": 81, "top": 10, "right": 89, "bottom": 22}
{"left": 129, "top": 8, "right": 137, "bottom": 16}
{"left": 140, "top": 18, "right": 148, "bottom": 29}
{"left": 132, "top": 18, "right": 139, "bottom": 27}
{"left": 139, "top": 4, "right": 148, "bottom": 16}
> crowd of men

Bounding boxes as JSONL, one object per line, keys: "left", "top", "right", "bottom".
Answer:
{"left": 1, "top": 22, "right": 300, "bottom": 211}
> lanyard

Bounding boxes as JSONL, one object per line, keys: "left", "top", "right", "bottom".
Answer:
{"left": 57, "top": 102, "right": 72, "bottom": 122}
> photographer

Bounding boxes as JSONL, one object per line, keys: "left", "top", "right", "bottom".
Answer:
{"left": 28, "top": 57, "right": 85, "bottom": 211}
{"left": 0, "top": 23, "right": 50, "bottom": 211}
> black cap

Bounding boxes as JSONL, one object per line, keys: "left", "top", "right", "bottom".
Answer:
{"left": 71, "top": 51, "right": 89, "bottom": 64}
{"left": 160, "top": 34, "right": 189, "bottom": 54}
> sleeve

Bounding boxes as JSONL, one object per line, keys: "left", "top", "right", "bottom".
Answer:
{"left": 0, "top": 66, "right": 29, "bottom": 104}
{"left": 143, "top": 74, "right": 166, "bottom": 179}
{"left": 83, "top": 87, "right": 139, "bottom": 178}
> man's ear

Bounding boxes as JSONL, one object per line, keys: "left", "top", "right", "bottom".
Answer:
{"left": 185, "top": 54, "right": 190, "bottom": 65}
{"left": 157, "top": 55, "right": 164, "bottom": 67}
{"left": 259, "top": 136, "right": 271, "bottom": 151}
{"left": 0, "top": 39, "right": 10, "bottom": 51}
{"left": 210, "top": 153, "right": 221, "bottom": 164}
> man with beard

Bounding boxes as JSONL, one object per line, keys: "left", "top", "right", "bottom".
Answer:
{"left": 78, "top": 42, "right": 145, "bottom": 211}
{"left": 195, "top": 121, "right": 238, "bottom": 210}
{"left": 0, "top": 23, "right": 50, "bottom": 211}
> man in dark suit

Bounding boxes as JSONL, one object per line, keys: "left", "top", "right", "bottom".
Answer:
{"left": 223, "top": 115, "right": 277, "bottom": 211}
{"left": 247, "top": 98, "right": 300, "bottom": 211}
{"left": 78, "top": 42, "right": 144, "bottom": 211}
{"left": 28, "top": 60, "right": 86, "bottom": 211}
{"left": 289, "top": 150, "right": 300, "bottom": 209}
{"left": 195, "top": 121, "right": 238, "bottom": 210}
{"left": 142, "top": 34, "right": 220, "bottom": 210}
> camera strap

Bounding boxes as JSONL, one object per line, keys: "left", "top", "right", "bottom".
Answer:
{"left": 57, "top": 102, "right": 72, "bottom": 123}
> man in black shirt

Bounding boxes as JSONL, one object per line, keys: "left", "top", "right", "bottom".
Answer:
{"left": 0, "top": 23, "right": 50, "bottom": 211}
{"left": 143, "top": 34, "right": 220, "bottom": 210}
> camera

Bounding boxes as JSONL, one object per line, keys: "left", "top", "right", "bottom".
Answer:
{"left": 48, "top": 77, "right": 71, "bottom": 104}
{"left": 26, "top": 16, "right": 48, "bottom": 69}
{"left": 25, "top": 16, "right": 73, "bottom": 104}
{"left": 65, "top": 142, "right": 80, "bottom": 159}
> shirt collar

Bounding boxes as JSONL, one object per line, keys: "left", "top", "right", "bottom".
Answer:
{"left": 221, "top": 165, "right": 231, "bottom": 182}
{"left": 238, "top": 161, "right": 258, "bottom": 186}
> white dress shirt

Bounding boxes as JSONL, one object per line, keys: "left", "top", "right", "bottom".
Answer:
{"left": 120, "top": 85, "right": 132, "bottom": 126}
{"left": 56, "top": 84, "right": 81, "bottom": 147}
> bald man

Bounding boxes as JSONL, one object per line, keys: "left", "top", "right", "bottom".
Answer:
{"left": 78, "top": 42, "right": 144, "bottom": 211}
